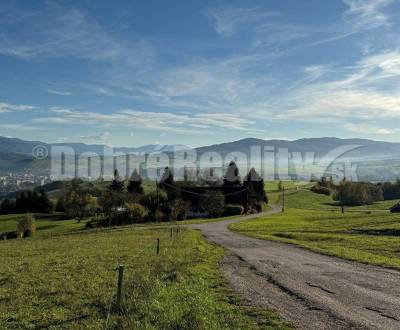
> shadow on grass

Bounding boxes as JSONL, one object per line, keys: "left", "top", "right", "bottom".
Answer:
{"left": 349, "top": 229, "right": 400, "bottom": 237}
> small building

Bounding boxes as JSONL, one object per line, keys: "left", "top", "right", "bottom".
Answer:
{"left": 390, "top": 202, "right": 400, "bottom": 213}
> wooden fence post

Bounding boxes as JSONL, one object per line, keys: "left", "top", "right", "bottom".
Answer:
{"left": 116, "top": 265, "right": 124, "bottom": 310}
{"left": 156, "top": 238, "right": 160, "bottom": 255}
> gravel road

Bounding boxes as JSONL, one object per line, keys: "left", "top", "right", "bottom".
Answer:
{"left": 188, "top": 206, "right": 400, "bottom": 329}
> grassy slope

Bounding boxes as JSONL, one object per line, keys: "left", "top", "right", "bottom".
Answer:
{"left": 1, "top": 228, "right": 290, "bottom": 329}
{"left": 231, "top": 189, "right": 400, "bottom": 270}
{"left": 0, "top": 213, "right": 84, "bottom": 237}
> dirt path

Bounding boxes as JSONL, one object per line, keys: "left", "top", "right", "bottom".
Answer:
{"left": 187, "top": 206, "right": 400, "bottom": 329}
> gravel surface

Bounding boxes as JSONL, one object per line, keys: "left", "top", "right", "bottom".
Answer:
{"left": 187, "top": 207, "right": 400, "bottom": 329}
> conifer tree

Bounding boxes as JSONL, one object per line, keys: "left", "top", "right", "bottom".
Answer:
{"left": 223, "top": 161, "right": 241, "bottom": 186}
{"left": 127, "top": 169, "right": 144, "bottom": 194}
{"left": 110, "top": 169, "right": 125, "bottom": 193}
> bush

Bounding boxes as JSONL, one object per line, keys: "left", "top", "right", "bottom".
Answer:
{"left": 311, "top": 185, "right": 331, "bottom": 196}
{"left": 140, "top": 190, "right": 168, "bottom": 221}
{"left": 169, "top": 198, "right": 190, "bottom": 221}
{"left": 223, "top": 204, "right": 244, "bottom": 216}
{"left": 199, "top": 191, "right": 225, "bottom": 218}
{"left": 125, "top": 203, "right": 147, "bottom": 223}
{"left": 17, "top": 213, "right": 36, "bottom": 238}
{"left": 381, "top": 181, "right": 400, "bottom": 200}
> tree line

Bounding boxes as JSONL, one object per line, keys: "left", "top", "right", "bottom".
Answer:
{"left": 313, "top": 177, "right": 400, "bottom": 206}
{"left": 0, "top": 162, "right": 268, "bottom": 228}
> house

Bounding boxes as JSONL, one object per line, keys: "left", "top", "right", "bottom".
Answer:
{"left": 390, "top": 202, "right": 400, "bottom": 213}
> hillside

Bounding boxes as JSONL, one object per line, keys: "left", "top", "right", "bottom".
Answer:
{"left": 196, "top": 137, "right": 400, "bottom": 159}
{"left": 2, "top": 136, "right": 400, "bottom": 180}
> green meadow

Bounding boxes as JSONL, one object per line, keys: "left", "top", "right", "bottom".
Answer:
{"left": 1, "top": 226, "right": 290, "bottom": 329}
{"left": 232, "top": 188, "right": 400, "bottom": 269}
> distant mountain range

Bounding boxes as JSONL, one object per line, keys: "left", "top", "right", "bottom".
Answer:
{"left": 0, "top": 136, "right": 189, "bottom": 156}
{"left": 196, "top": 137, "right": 400, "bottom": 160}
{"left": 1, "top": 136, "right": 400, "bottom": 179}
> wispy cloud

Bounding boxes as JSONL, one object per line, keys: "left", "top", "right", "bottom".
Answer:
{"left": 263, "top": 49, "right": 400, "bottom": 124}
{"left": 46, "top": 89, "right": 72, "bottom": 96}
{"left": 343, "top": 0, "right": 394, "bottom": 30}
{"left": 0, "top": 124, "right": 50, "bottom": 131}
{"left": 0, "top": 102, "right": 35, "bottom": 113}
{"left": 344, "top": 123, "right": 396, "bottom": 135}
{"left": 205, "top": 6, "right": 280, "bottom": 37}
{"left": 79, "top": 132, "right": 111, "bottom": 143}
{"left": 0, "top": 3, "right": 152, "bottom": 64}
{"left": 34, "top": 108, "right": 256, "bottom": 133}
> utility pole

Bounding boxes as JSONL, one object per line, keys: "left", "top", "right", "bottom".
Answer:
{"left": 246, "top": 187, "right": 249, "bottom": 214}
{"left": 156, "top": 178, "right": 159, "bottom": 223}
{"left": 282, "top": 185, "right": 285, "bottom": 213}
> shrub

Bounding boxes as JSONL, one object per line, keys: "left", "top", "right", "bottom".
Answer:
{"left": 311, "top": 185, "right": 331, "bottom": 196}
{"left": 381, "top": 181, "right": 400, "bottom": 200}
{"left": 199, "top": 191, "right": 225, "bottom": 217}
{"left": 17, "top": 213, "right": 36, "bottom": 238}
{"left": 140, "top": 190, "right": 168, "bottom": 221}
{"left": 125, "top": 203, "right": 147, "bottom": 223}
{"left": 223, "top": 204, "right": 244, "bottom": 216}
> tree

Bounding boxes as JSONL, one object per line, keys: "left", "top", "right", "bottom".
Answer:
{"left": 199, "top": 191, "right": 225, "bottom": 217}
{"left": 160, "top": 166, "right": 174, "bottom": 185}
{"left": 65, "top": 191, "right": 93, "bottom": 222}
{"left": 64, "top": 181, "right": 95, "bottom": 221}
{"left": 110, "top": 169, "right": 125, "bottom": 193}
{"left": 13, "top": 189, "right": 53, "bottom": 213}
{"left": 334, "top": 181, "right": 369, "bottom": 206}
{"left": 36, "top": 189, "right": 53, "bottom": 213}
{"left": 55, "top": 197, "right": 66, "bottom": 212}
{"left": 382, "top": 181, "right": 400, "bottom": 200}
{"left": 17, "top": 213, "right": 36, "bottom": 238}
{"left": 127, "top": 169, "right": 144, "bottom": 195}
{"left": 159, "top": 167, "right": 180, "bottom": 202}
{"left": 223, "top": 161, "right": 241, "bottom": 186}
{"left": 244, "top": 168, "right": 268, "bottom": 210}
{"left": 98, "top": 188, "right": 125, "bottom": 216}
{"left": 140, "top": 190, "right": 168, "bottom": 221}
{"left": 0, "top": 198, "right": 16, "bottom": 214}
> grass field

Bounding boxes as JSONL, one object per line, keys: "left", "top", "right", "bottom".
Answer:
{"left": 1, "top": 227, "right": 290, "bottom": 329}
{"left": 0, "top": 213, "right": 85, "bottom": 238}
{"left": 0, "top": 212, "right": 251, "bottom": 238}
{"left": 231, "top": 188, "right": 400, "bottom": 270}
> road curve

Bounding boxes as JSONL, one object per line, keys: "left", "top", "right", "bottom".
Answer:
{"left": 187, "top": 206, "right": 400, "bottom": 330}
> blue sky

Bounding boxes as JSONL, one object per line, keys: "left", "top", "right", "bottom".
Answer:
{"left": 1, "top": 0, "right": 400, "bottom": 147}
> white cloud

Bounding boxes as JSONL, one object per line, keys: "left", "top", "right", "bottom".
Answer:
{"left": 344, "top": 123, "right": 396, "bottom": 135}
{"left": 46, "top": 89, "right": 72, "bottom": 96}
{"left": 0, "top": 102, "right": 35, "bottom": 113}
{"left": 34, "top": 108, "right": 255, "bottom": 132}
{"left": 253, "top": 22, "right": 309, "bottom": 48}
{"left": 205, "top": 6, "right": 280, "bottom": 37}
{"left": 79, "top": 132, "right": 111, "bottom": 143}
{"left": 0, "top": 3, "right": 152, "bottom": 64}
{"left": 0, "top": 124, "right": 50, "bottom": 131}
{"left": 343, "top": 0, "right": 394, "bottom": 30}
